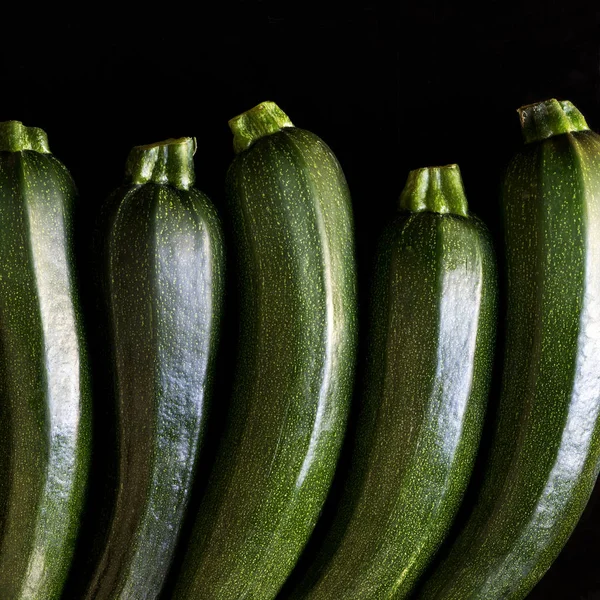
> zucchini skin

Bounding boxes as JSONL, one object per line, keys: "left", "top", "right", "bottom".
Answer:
{"left": 84, "top": 139, "right": 224, "bottom": 599}
{"left": 0, "top": 124, "right": 91, "bottom": 599}
{"left": 174, "top": 108, "right": 357, "bottom": 599}
{"left": 285, "top": 165, "right": 496, "bottom": 599}
{"left": 420, "top": 101, "right": 600, "bottom": 599}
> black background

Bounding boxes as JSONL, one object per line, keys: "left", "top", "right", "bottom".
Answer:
{"left": 4, "top": 2, "right": 600, "bottom": 599}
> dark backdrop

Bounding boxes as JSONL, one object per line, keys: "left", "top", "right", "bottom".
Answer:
{"left": 3, "top": 3, "right": 600, "bottom": 599}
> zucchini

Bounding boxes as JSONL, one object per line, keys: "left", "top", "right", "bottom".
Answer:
{"left": 83, "top": 137, "right": 224, "bottom": 599}
{"left": 173, "top": 101, "right": 357, "bottom": 599}
{"left": 420, "top": 99, "right": 600, "bottom": 599}
{"left": 0, "top": 121, "right": 90, "bottom": 599}
{"left": 284, "top": 164, "right": 497, "bottom": 599}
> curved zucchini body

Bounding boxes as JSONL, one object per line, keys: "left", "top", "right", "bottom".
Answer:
{"left": 0, "top": 121, "right": 90, "bottom": 599}
{"left": 174, "top": 101, "right": 357, "bottom": 600}
{"left": 285, "top": 165, "right": 496, "bottom": 599}
{"left": 420, "top": 99, "right": 600, "bottom": 599}
{"left": 83, "top": 138, "right": 224, "bottom": 599}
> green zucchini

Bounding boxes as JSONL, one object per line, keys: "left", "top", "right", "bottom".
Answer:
{"left": 420, "top": 99, "right": 600, "bottom": 599}
{"left": 83, "top": 137, "right": 224, "bottom": 599}
{"left": 0, "top": 121, "right": 90, "bottom": 599}
{"left": 284, "top": 164, "right": 497, "bottom": 599}
{"left": 173, "top": 101, "right": 357, "bottom": 599}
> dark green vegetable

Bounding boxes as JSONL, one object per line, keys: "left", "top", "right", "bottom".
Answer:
{"left": 0, "top": 121, "right": 90, "bottom": 599}
{"left": 420, "top": 99, "right": 600, "bottom": 599}
{"left": 173, "top": 101, "right": 357, "bottom": 600}
{"left": 284, "top": 164, "right": 496, "bottom": 599}
{"left": 83, "top": 137, "right": 224, "bottom": 599}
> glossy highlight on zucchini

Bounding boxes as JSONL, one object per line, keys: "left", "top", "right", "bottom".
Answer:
{"left": 285, "top": 164, "right": 496, "bottom": 599}
{"left": 0, "top": 121, "right": 91, "bottom": 599}
{"left": 173, "top": 101, "right": 357, "bottom": 600}
{"left": 83, "top": 137, "right": 224, "bottom": 600}
{"left": 420, "top": 99, "right": 600, "bottom": 599}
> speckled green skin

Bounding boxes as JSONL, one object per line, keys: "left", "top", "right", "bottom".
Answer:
{"left": 420, "top": 103, "right": 600, "bottom": 599}
{"left": 0, "top": 123, "right": 91, "bottom": 599}
{"left": 84, "top": 139, "right": 224, "bottom": 600}
{"left": 174, "top": 124, "right": 357, "bottom": 599}
{"left": 285, "top": 165, "right": 496, "bottom": 599}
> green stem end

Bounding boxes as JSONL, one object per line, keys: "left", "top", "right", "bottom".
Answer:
{"left": 518, "top": 99, "right": 589, "bottom": 144}
{"left": 125, "top": 137, "right": 196, "bottom": 190}
{"left": 399, "top": 164, "right": 469, "bottom": 217}
{"left": 0, "top": 121, "right": 50, "bottom": 153}
{"left": 229, "top": 101, "right": 294, "bottom": 154}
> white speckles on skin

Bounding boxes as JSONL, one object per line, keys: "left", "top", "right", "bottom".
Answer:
{"left": 0, "top": 149, "right": 90, "bottom": 600}
{"left": 421, "top": 126, "right": 600, "bottom": 599}
{"left": 291, "top": 192, "right": 495, "bottom": 599}
{"left": 84, "top": 173, "right": 224, "bottom": 600}
{"left": 174, "top": 126, "right": 357, "bottom": 600}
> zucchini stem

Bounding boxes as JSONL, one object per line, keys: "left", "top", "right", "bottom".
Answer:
{"left": 229, "top": 101, "right": 294, "bottom": 154}
{"left": 518, "top": 99, "right": 589, "bottom": 144}
{"left": 0, "top": 121, "right": 50, "bottom": 153}
{"left": 125, "top": 137, "right": 196, "bottom": 190}
{"left": 399, "top": 164, "right": 469, "bottom": 217}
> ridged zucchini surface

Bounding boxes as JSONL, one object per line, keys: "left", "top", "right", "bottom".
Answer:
{"left": 420, "top": 99, "right": 600, "bottom": 599}
{"left": 83, "top": 138, "right": 224, "bottom": 599}
{"left": 0, "top": 121, "right": 90, "bottom": 599}
{"left": 173, "top": 101, "right": 357, "bottom": 600}
{"left": 285, "top": 164, "right": 496, "bottom": 599}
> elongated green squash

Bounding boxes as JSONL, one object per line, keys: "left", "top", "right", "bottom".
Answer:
{"left": 173, "top": 101, "right": 357, "bottom": 600}
{"left": 83, "top": 138, "right": 224, "bottom": 599}
{"left": 283, "top": 164, "right": 496, "bottom": 599}
{"left": 420, "top": 99, "right": 600, "bottom": 599}
{"left": 0, "top": 121, "right": 90, "bottom": 599}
